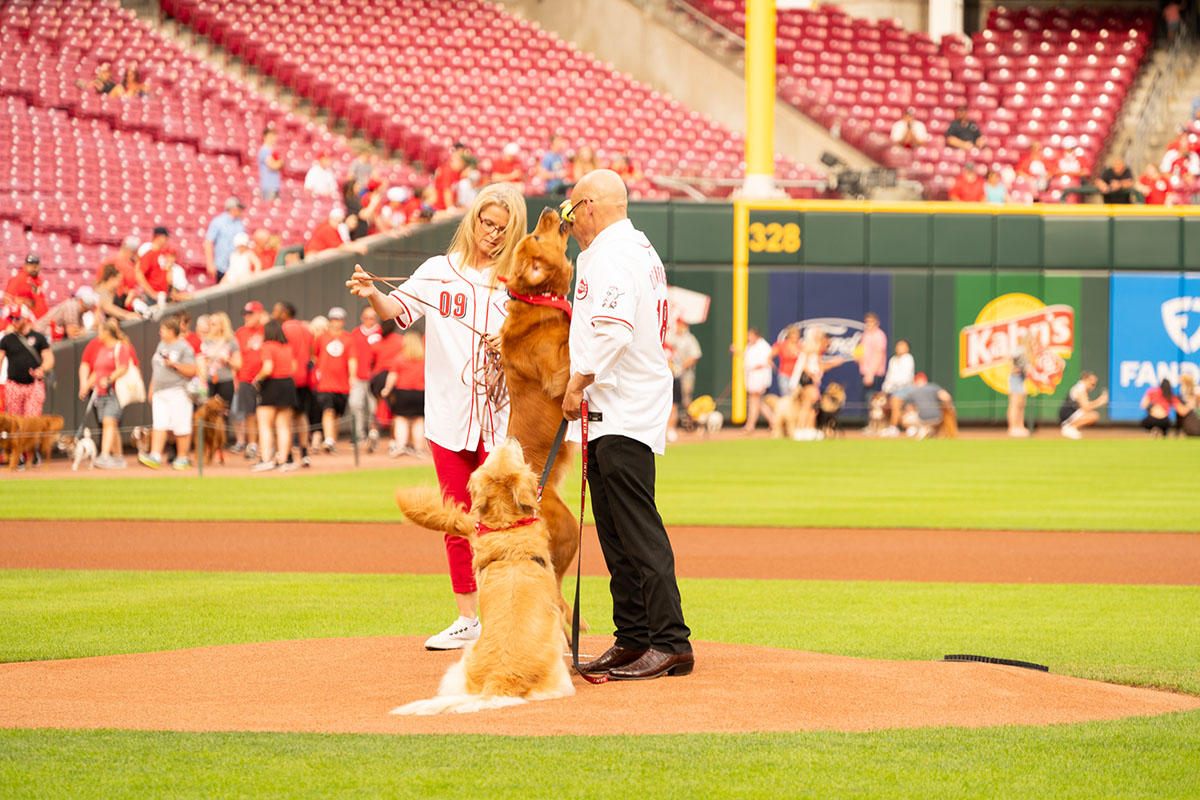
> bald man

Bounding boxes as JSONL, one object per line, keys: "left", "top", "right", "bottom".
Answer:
{"left": 562, "top": 170, "right": 693, "bottom": 681}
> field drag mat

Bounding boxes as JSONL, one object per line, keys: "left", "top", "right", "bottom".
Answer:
{"left": 2, "top": 636, "right": 1196, "bottom": 736}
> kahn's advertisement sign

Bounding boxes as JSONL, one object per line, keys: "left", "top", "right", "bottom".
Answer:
{"left": 959, "top": 293, "right": 1075, "bottom": 396}
{"left": 1109, "top": 273, "right": 1200, "bottom": 421}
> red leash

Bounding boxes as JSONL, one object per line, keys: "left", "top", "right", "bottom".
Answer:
{"left": 571, "top": 398, "right": 608, "bottom": 684}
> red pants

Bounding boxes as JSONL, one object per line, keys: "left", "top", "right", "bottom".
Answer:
{"left": 429, "top": 439, "right": 489, "bottom": 594}
{"left": 3, "top": 381, "right": 45, "bottom": 417}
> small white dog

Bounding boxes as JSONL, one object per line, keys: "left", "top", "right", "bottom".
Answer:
{"left": 72, "top": 428, "right": 98, "bottom": 470}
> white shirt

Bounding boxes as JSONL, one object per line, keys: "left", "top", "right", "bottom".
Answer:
{"left": 567, "top": 218, "right": 673, "bottom": 454}
{"left": 304, "top": 164, "right": 339, "bottom": 197}
{"left": 882, "top": 352, "right": 915, "bottom": 394}
{"left": 220, "top": 249, "right": 260, "bottom": 286}
{"left": 744, "top": 338, "right": 773, "bottom": 394}
{"left": 388, "top": 254, "right": 509, "bottom": 452}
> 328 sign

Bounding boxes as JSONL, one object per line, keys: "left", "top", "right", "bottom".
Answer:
{"left": 747, "top": 221, "right": 801, "bottom": 254}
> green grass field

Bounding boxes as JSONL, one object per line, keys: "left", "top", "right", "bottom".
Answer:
{"left": 7, "top": 438, "right": 1200, "bottom": 530}
{"left": 2, "top": 436, "right": 1198, "bottom": 798}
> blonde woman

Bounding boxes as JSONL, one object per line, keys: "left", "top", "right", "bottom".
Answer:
{"left": 347, "top": 182, "right": 527, "bottom": 650}
{"left": 381, "top": 331, "right": 427, "bottom": 458}
{"left": 1008, "top": 332, "right": 1035, "bottom": 437}
{"left": 198, "top": 312, "right": 242, "bottom": 407}
{"left": 81, "top": 319, "right": 135, "bottom": 468}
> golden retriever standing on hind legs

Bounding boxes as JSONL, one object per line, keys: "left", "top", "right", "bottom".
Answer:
{"left": 391, "top": 438, "right": 575, "bottom": 715}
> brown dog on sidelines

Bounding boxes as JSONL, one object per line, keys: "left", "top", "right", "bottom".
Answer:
{"left": 496, "top": 206, "right": 580, "bottom": 628}
{"left": 392, "top": 438, "right": 575, "bottom": 715}
{"left": 193, "top": 395, "right": 228, "bottom": 464}
{"left": 0, "top": 413, "right": 64, "bottom": 469}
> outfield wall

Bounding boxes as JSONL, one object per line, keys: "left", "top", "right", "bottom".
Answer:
{"left": 45, "top": 199, "right": 1200, "bottom": 430}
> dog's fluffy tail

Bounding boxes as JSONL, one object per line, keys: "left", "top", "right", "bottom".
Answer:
{"left": 390, "top": 694, "right": 528, "bottom": 716}
{"left": 395, "top": 485, "right": 475, "bottom": 539}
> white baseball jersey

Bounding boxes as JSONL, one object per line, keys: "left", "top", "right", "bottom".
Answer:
{"left": 388, "top": 253, "right": 509, "bottom": 453}
{"left": 567, "top": 219, "right": 673, "bottom": 454}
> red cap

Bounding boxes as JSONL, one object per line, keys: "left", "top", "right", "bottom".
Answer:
{"left": 243, "top": 301, "right": 265, "bottom": 314}
{"left": 915, "top": 372, "right": 928, "bottom": 381}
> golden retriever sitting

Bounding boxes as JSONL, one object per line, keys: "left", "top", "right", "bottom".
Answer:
{"left": 193, "top": 395, "right": 228, "bottom": 464}
{"left": 497, "top": 206, "right": 580, "bottom": 626}
{"left": 391, "top": 438, "right": 575, "bottom": 715}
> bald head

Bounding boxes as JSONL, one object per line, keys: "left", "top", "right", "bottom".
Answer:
{"left": 569, "top": 169, "right": 628, "bottom": 249}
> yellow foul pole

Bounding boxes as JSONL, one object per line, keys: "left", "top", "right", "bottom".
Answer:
{"left": 734, "top": 0, "right": 776, "bottom": 424}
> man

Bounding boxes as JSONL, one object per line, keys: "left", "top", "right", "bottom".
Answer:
{"left": 204, "top": 197, "right": 247, "bottom": 281}
{"left": 275, "top": 301, "right": 315, "bottom": 467}
{"left": 1096, "top": 156, "right": 1135, "bottom": 204}
{"left": 1059, "top": 371, "right": 1109, "bottom": 439}
{"left": 258, "top": 128, "right": 284, "bottom": 201}
{"left": 94, "top": 263, "right": 140, "bottom": 325}
{"left": 304, "top": 151, "right": 339, "bottom": 198}
{"left": 252, "top": 228, "right": 277, "bottom": 271}
{"left": 562, "top": 169, "right": 693, "bottom": 681}
{"left": 902, "top": 373, "right": 953, "bottom": 439}
{"left": 36, "top": 285, "right": 96, "bottom": 341}
{"left": 349, "top": 306, "right": 382, "bottom": 451}
{"left": 305, "top": 209, "right": 348, "bottom": 255}
{"left": 0, "top": 304, "right": 54, "bottom": 420}
{"left": 945, "top": 106, "right": 981, "bottom": 151}
{"left": 858, "top": 312, "right": 887, "bottom": 403}
{"left": 348, "top": 149, "right": 374, "bottom": 185}
{"left": 5, "top": 254, "right": 49, "bottom": 319}
{"left": 949, "top": 163, "right": 985, "bottom": 202}
{"left": 137, "top": 230, "right": 173, "bottom": 304}
{"left": 1138, "top": 163, "right": 1172, "bottom": 205}
{"left": 492, "top": 142, "right": 524, "bottom": 183}
{"left": 313, "top": 306, "right": 356, "bottom": 453}
{"left": 890, "top": 108, "right": 929, "bottom": 148}
{"left": 232, "top": 301, "right": 267, "bottom": 458}
{"left": 539, "top": 135, "right": 570, "bottom": 194}
{"left": 1016, "top": 139, "right": 1055, "bottom": 187}
{"left": 1053, "top": 137, "right": 1091, "bottom": 182}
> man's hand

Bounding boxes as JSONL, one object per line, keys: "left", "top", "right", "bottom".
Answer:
{"left": 346, "top": 264, "right": 378, "bottom": 299}
{"left": 562, "top": 372, "right": 595, "bottom": 421}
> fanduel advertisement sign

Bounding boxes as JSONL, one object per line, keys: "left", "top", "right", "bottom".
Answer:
{"left": 1109, "top": 273, "right": 1200, "bottom": 421}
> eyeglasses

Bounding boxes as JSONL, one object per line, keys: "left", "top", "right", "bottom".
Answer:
{"left": 477, "top": 215, "right": 507, "bottom": 236}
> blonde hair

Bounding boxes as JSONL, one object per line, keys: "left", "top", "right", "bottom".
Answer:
{"left": 102, "top": 318, "right": 129, "bottom": 344}
{"left": 402, "top": 331, "right": 425, "bottom": 360}
{"left": 207, "top": 311, "right": 234, "bottom": 343}
{"left": 309, "top": 315, "right": 330, "bottom": 338}
{"left": 446, "top": 182, "right": 527, "bottom": 284}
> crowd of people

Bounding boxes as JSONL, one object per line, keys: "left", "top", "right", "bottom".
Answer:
{"left": 63, "top": 299, "right": 426, "bottom": 471}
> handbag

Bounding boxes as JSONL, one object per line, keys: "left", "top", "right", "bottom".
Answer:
{"left": 113, "top": 343, "right": 146, "bottom": 407}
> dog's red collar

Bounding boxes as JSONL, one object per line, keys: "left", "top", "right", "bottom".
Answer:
{"left": 499, "top": 277, "right": 572, "bottom": 320}
{"left": 475, "top": 516, "right": 540, "bottom": 535}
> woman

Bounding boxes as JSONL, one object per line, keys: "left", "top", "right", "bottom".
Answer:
{"left": 789, "top": 325, "right": 843, "bottom": 441}
{"left": 251, "top": 319, "right": 297, "bottom": 472}
{"left": 571, "top": 146, "right": 600, "bottom": 185}
{"left": 1177, "top": 373, "right": 1199, "bottom": 436}
{"left": 81, "top": 320, "right": 133, "bottom": 469}
{"left": 140, "top": 315, "right": 198, "bottom": 470}
{"left": 120, "top": 63, "right": 148, "bottom": 97}
{"left": 347, "top": 182, "right": 526, "bottom": 650}
{"left": 1007, "top": 332, "right": 1034, "bottom": 437}
{"left": 382, "top": 331, "right": 427, "bottom": 458}
{"left": 198, "top": 312, "right": 241, "bottom": 408}
{"left": 219, "top": 233, "right": 262, "bottom": 286}
{"left": 770, "top": 326, "right": 802, "bottom": 396}
{"left": 1141, "top": 378, "right": 1181, "bottom": 437}
{"left": 983, "top": 170, "right": 1008, "bottom": 204}
{"left": 343, "top": 178, "right": 384, "bottom": 240}
{"left": 741, "top": 327, "right": 775, "bottom": 432}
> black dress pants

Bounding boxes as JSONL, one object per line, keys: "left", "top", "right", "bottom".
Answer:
{"left": 587, "top": 434, "right": 691, "bottom": 655}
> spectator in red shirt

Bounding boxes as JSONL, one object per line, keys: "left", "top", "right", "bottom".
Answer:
{"left": 382, "top": 331, "right": 427, "bottom": 458}
{"left": 433, "top": 150, "right": 467, "bottom": 211}
{"left": 232, "top": 301, "right": 268, "bottom": 458}
{"left": 949, "top": 164, "right": 986, "bottom": 202}
{"left": 274, "top": 301, "right": 315, "bottom": 468}
{"left": 1015, "top": 139, "right": 1055, "bottom": 187}
{"left": 252, "top": 228, "right": 278, "bottom": 271}
{"left": 305, "top": 209, "right": 349, "bottom": 255}
{"left": 313, "top": 306, "right": 357, "bottom": 453}
{"left": 180, "top": 311, "right": 202, "bottom": 354}
{"left": 377, "top": 187, "right": 413, "bottom": 232}
{"left": 1053, "top": 137, "right": 1091, "bottom": 182}
{"left": 79, "top": 319, "right": 136, "bottom": 469}
{"left": 491, "top": 142, "right": 524, "bottom": 184}
{"left": 1138, "top": 164, "right": 1172, "bottom": 205}
{"left": 136, "top": 227, "right": 172, "bottom": 302}
{"left": 5, "top": 254, "right": 49, "bottom": 319}
{"left": 349, "top": 306, "right": 382, "bottom": 450}
{"left": 250, "top": 319, "right": 298, "bottom": 472}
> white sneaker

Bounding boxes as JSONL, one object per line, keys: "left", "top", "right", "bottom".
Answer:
{"left": 424, "top": 616, "right": 481, "bottom": 651}
{"left": 1061, "top": 424, "right": 1082, "bottom": 440}
{"left": 882, "top": 426, "right": 900, "bottom": 438}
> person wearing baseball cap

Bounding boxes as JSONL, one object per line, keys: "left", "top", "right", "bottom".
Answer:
{"left": 0, "top": 301, "right": 54, "bottom": 423}
{"left": 34, "top": 284, "right": 97, "bottom": 342}
{"left": 230, "top": 301, "right": 268, "bottom": 459}
{"left": 5, "top": 253, "right": 48, "bottom": 319}
{"left": 204, "top": 197, "right": 247, "bottom": 281}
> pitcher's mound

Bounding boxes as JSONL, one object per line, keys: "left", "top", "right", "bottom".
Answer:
{"left": 3, "top": 636, "right": 1196, "bottom": 736}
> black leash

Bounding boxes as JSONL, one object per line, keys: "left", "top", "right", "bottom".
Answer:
{"left": 535, "top": 418, "right": 569, "bottom": 503}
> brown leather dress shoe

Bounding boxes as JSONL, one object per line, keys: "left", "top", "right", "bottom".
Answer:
{"left": 578, "top": 644, "right": 646, "bottom": 674}
{"left": 608, "top": 648, "right": 694, "bottom": 680}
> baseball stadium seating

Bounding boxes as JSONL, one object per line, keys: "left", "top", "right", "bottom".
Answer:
{"left": 159, "top": 0, "right": 826, "bottom": 198}
{"left": 0, "top": 0, "right": 419, "bottom": 302}
{"left": 684, "top": 2, "right": 1155, "bottom": 198}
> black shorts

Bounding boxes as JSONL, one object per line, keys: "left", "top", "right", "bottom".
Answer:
{"left": 388, "top": 388, "right": 424, "bottom": 418}
{"left": 259, "top": 377, "right": 297, "bottom": 409}
{"left": 315, "top": 391, "right": 348, "bottom": 416}
{"left": 209, "top": 380, "right": 235, "bottom": 406}
{"left": 293, "top": 385, "right": 312, "bottom": 416}
{"left": 231, "top": 381, "right": 259, "bottom": 421}
{"left": 369, "top": 370, "right": 389, "bottom": 398}
{"left": 672, "top": 377, "right": 682, "bottom": 405}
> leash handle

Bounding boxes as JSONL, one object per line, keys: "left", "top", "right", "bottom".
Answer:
{"left": 571, "top": 398, "right": 607, "bottom": 684}
{"left": 536, "top": 418, "right": 569, "bottom": 502}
